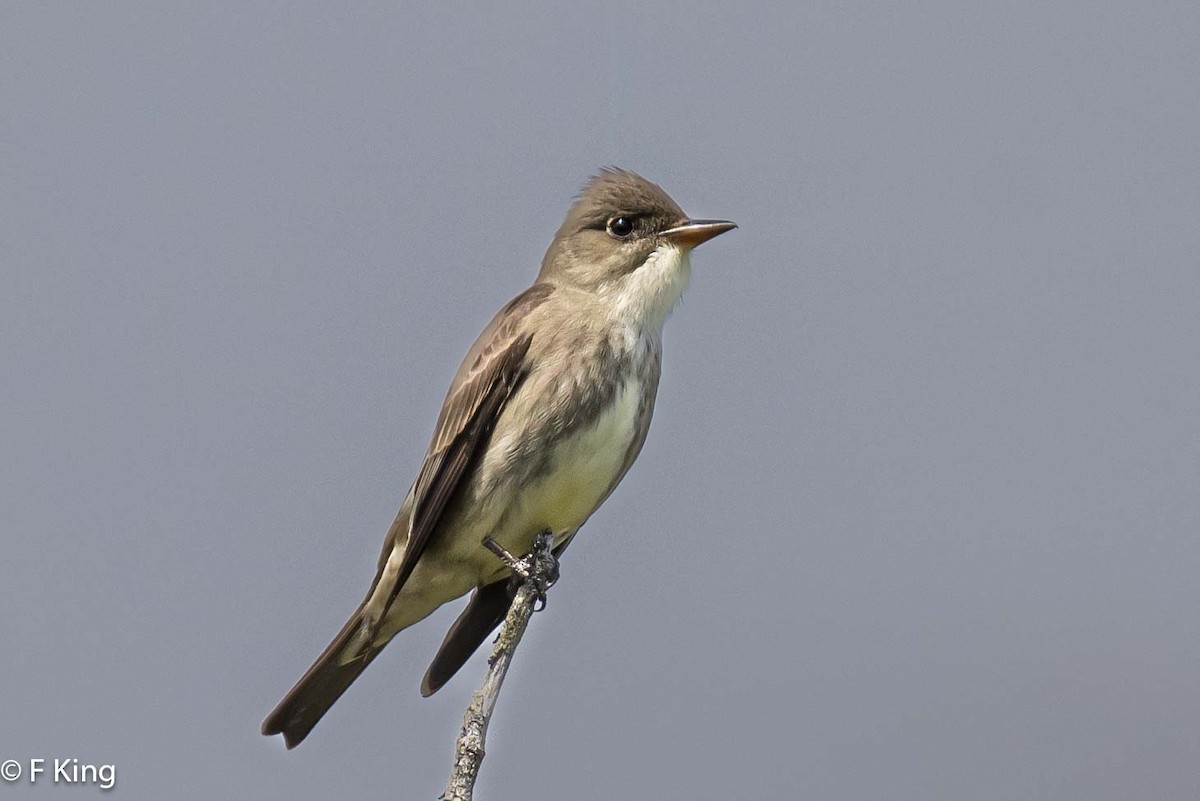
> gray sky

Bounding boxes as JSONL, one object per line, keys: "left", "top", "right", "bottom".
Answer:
{"left": 3, "top": 2, "right": 1198, "bottom": 799}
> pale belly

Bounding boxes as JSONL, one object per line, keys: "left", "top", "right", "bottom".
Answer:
{"left": 479, "top": 379, "right": 641, "bottom": 570}
{"left": 524, "top": 383, "right": 640, "bottom": 532}
{"left": 374, "top": 378, "right": 644, "bottom": 632}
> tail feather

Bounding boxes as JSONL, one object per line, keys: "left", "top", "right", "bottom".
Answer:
{"left": 421, "top": 538, "right": 572, "bottom": 697}
{"left": 262, "top": 609, "right": 381, "bottom": 749}
{"left": 421, "top": 580, "right": 513, "bottom": 697}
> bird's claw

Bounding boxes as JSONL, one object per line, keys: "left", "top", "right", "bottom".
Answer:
{"left": 484, "top": 533, "right": 558, "bottom": 611}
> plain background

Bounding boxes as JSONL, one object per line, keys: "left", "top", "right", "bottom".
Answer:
{"left": 3, "top": 3, "right": 1198, "bottom": 799}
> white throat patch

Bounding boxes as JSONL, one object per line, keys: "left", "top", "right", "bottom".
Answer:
{"left": 605, "top": 242, "right": 692, "bottom": 335}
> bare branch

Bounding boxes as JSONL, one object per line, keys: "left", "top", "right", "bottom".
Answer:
{"left": 441, "top": 532, "right": 557, "bottom": 801}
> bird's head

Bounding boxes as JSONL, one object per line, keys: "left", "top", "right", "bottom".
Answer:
{"left": 539, "top": 168, "right": 736, "bottom": 329}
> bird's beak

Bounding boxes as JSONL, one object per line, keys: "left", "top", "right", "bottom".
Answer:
{"left": 660, "top": 219, "right": 738, "bottom": 248}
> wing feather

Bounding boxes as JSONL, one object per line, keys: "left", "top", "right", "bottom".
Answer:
{"left": 378, "top": 283, "right": 554, "bottom": 612}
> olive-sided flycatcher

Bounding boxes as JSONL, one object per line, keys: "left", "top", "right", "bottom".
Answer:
{"left": 262, "top": 168, "right": 736, "bottom": 747}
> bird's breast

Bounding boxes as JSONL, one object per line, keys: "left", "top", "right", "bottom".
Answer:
{"left": 517, "top": 377, "right": 642, "bottom": 534}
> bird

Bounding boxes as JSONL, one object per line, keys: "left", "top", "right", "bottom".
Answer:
{"left": 262, "top": 168, "right": 736, "bottom": 748}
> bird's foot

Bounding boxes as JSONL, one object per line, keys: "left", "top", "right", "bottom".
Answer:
{"left": 484, "top": 532, "right": 559, "bottom": 610}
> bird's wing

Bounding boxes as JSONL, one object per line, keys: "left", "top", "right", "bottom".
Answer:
{"left": 261, "top": 283, "right": 556, "bottom": 748}
{"left": 420, "top": 344, "right": 662, "bottom": 695}
{"left": 374, "top": 282, "right": 555, "bottom": 616}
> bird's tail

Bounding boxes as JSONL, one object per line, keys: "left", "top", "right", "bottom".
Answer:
{"left": 261, "top": 607, "right": 382, "bottom": 749}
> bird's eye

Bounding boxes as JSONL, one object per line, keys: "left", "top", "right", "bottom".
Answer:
{"left": 606, "top": 216, "right": 634, "bottom": 239}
